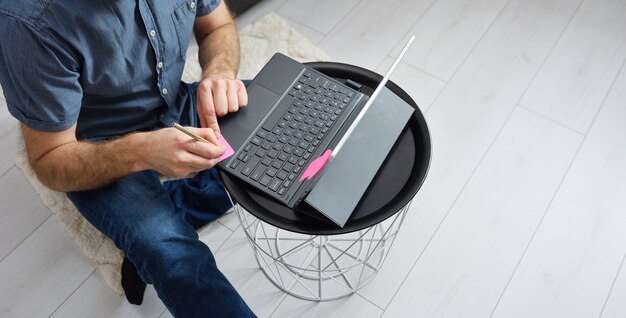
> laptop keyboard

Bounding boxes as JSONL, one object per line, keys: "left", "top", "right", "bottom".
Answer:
{"left": 228, "top": 70, "right": 357, "bottom": 198}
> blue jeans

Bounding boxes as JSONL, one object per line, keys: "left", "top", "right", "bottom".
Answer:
{"left": 67, "top": 82, "right": 255, "bottom": 317}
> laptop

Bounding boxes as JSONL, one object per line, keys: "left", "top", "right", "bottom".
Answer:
{"left": 217, "top": 37, "right": 415, "bottom": 224}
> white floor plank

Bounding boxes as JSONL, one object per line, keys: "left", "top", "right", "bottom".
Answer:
{"left": 214, "top": 225, "right": 287, "bottom": 317}
{"left": 601, "top": 254, "right": 626, "bottom": 318}
{"left": 279, "top": 15, "right": 326, "bottom": 45}
{"left": 234, "top": 0, "right": 288, "bottom": 29}
{"left": 317, "top": 0, "right": 434, "bottom": 70}
{"left": 391, "top": 0, "right": 509, "bottom": 81}
{"left": 276, "top": 0, "right": 360, "bottom": 35}
{"left": 216, "top": 207, "right": 241, "bottom": 231}
{"left": 376, "top": 57, "right": 446, "bottom": 112}
{"left": 198, "top": 220, "right": 234, "bottom": 253}
{"left": 356, "top": 0, "right": 582, "bottom": 308}
{"left": 492, "top": 55, "right": 626, "bottom": 318}
{"left": 0, "top": 218, "right": 94, "bottom": 317}
{"left": 383, "top": 107, "right": 582, "bottom": 317}
{"left": 51, "top": 274, "right": 165, "bottom": 318}
{"left": 0, "top": 167, "right": 50, "bottom": 261}
{"left": 520, "top": 0, "right": 626, "bottom": 134}
{"left": 272, "top": 294, "right": 383, "bottom": 318}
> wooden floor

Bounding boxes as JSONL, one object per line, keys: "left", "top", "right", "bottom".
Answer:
{"left": 2, "top": 0, "right": 626, "bottom": 316}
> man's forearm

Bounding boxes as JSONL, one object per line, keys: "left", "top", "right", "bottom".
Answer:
{"left": 33, "top": 134, "right": 146, "bottom": 192}
{"left": 197, "top": 20, "right": 240, "bottom": 79}
{"left": 32, "top": 133, "right": 146, "bottom": 192}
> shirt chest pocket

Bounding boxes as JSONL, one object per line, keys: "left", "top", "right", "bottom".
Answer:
{"left": 171, "top": 1, "right": 196, "bottom": 59}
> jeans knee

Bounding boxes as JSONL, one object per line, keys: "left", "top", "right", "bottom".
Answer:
{"left": 126, "top": 218, "right": 211, "bottom": 281}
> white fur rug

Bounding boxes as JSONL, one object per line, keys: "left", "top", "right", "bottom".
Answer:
{"left": 14, "top": 13, "right": 329, "bottom": 296}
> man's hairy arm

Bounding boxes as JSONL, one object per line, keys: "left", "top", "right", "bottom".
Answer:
{"left": 194, "top": 1, "right": 248, "bottom": 136}
{"left": 22, "top": 123, "right": 225, "bottom": 192}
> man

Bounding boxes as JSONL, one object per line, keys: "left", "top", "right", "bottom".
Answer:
{"left": 0, "top": 0, "right": 255, "bottom": 316}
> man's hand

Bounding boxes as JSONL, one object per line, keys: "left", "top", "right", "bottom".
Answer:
{"left": 141, "top": 126, "right": 226, "bottom": 178}
{"left": 196, "top": 75, "right": 247, "bottom": 137}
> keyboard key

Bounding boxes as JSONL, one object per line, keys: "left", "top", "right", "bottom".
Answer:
{"left": 251, "top": 165, "right": 266, "bottom": 181}
{"left": 279, "top": 136, "right": 289, "bottom": 144}
{"left": 283, "top": 145, "right": 294, "bottom": 154}
{"left": 271, "top": 160, "right": 283, "bottom": 170}
{"left": 304, "top": 135, "right": 314, "bottom": 142}
{"left": 277, "top": 170, "right": 288, "bottom": 180}
{"left": 288, "top": 156, "right": 298, "bottom": 165}
{"left": 241, "top": 157, "right": 260, "bottom": 176}
{"left": 266, "top": 167, "right": 278, "bottom": 177}
{"left": 288, "top": 138, "right": 299, "bottom": 146}
{"left": 244, "top": 143, "right": 252, "bottom": 152}
{"left": 267, "top": 149, "right": 279, "bottom": 158}
{"left": 298, "top": 141, "right": 310, "bottom": 149}
{"left": 242, "top": 154, "right": 251, "bottom": 163}
{"left": 284, "top": 128, "right": 294, "bottom": 136}
{"left": 272, "top": 143, "right": 284, "bottom": 151}
{"left": 267, "top": 134, "right": 278, "bottom": 142}
{"left": 293, "top": 148, "right": 304, "bottom": 157}
{"left": 278, "top": 188, "right": 286, "bottom": 196}
{"left": 261, "top": 141, "right": 272, "bottom": 150}
{"left": 237, "top": 151, "right": 247, "bottom": 161}
{"left": 255, "top": 149, "right": 267, "bottom": 157}
{"left": 294, "top": 100, "right": 304, "bottom": 107}
{"left": 269, "top": 179, "right": 282, "bottom": 192}
{"left": 250, "top": 136, "right": 262, "bottom": 146}
{"left": 278, "top": 120, "right": 288, "bottom": 128}
{"left": 229, "top": 161, "right": 239, "bottom": 169}
{"left": 283, "top": 163, "right": 294, "bottom": 172}
{"left": 278, "top": 153, "right": 288, "bottom": 162}
{"left": 294, "top": 166, "right": 302, "bottom": 173}
{"left": 289, "top": 173, "right": 297, "bottom": 181}
{"left": 257, "top": 129, "right": 269, "bottom": 138}
{"left": 259, "top": 175, "right": 272, "bottom": 187}
{"left": 262, "top": 157, "right": 273, "bottom": 166}
{"left": 283, "top": 180, "right": 292, "bottom": 188}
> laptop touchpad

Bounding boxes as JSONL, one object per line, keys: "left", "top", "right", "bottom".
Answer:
{"left": 219, "top": 84, "right": 280, "bottom": 150}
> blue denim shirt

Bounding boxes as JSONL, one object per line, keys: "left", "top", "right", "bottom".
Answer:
{"left": 0, "top": 0, "right": 220, "bottom": 139}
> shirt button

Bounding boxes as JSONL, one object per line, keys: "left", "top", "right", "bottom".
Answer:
{"left": 162, "top": 88, "right": 168, "bottom": 95}
{"left": 157, "top": 62, "right": 163, "bottom": 69}
{"left": 190, "top": 2, "right": 196, "bottom": 9}
{"left": 149, "top": 29, "right": 156, "bottom": 37}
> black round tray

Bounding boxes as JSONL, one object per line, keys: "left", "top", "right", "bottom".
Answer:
{"left": 219, "top": 62, "right": 431, "bottom": 235}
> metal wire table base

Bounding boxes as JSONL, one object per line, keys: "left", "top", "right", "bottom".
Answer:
{"left": 233, "top": 202, "right": 410, "bottom": 301}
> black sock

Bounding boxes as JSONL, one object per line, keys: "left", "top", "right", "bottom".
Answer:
{"left": 121, "top": 257, "right": 147, "bottom": 305}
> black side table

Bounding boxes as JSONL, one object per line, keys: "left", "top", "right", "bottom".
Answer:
{"left": 219, "top": 62, "right": 431, "bottom": 301}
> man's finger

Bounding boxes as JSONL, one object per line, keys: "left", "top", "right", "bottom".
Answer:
{"left": 212, "top": 80, "right": 228, "bottom": 117}
{"left": 237, "top": 80, "right": 248, "bottom": 107}
{"left": 198, "top": 127, "right": 220, "bottom": 144}
{"left": 227, "top": 81, "right": 239, "bottom": 113}
{"left": 202, "top": 95, "right": 220, "bottom": 136}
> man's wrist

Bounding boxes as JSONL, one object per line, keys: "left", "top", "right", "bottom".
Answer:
{"left": 114, "top": 132, "right": 149, "bottom": 174}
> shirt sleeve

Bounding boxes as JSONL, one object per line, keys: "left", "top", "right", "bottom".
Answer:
{"left": 0, "top": 17, "right": 82, "bottom": 132}
{"left": 196, "top": 0, "right": 222, "bottom": 16}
